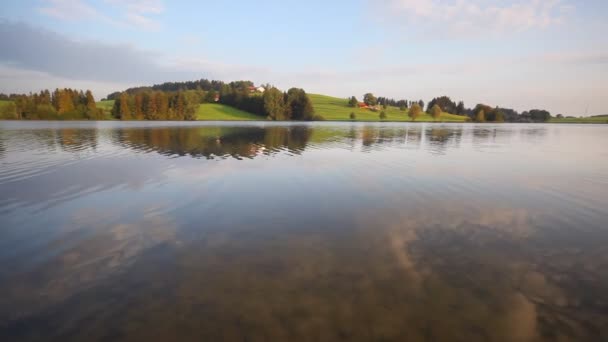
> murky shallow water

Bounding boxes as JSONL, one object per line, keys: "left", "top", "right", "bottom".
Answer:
{"left": 0, "top": 121, "right": 607, "bottom": 341}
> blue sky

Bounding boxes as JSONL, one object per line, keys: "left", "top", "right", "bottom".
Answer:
{"left": 1, "top": 0, "right": 607, "bottom": 115}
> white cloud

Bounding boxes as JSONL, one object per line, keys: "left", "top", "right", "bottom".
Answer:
{"left": 1, "top": 21, "right": 606, "bottom": 116}
{"left": 105, "top": 0, "right": 164, "bottom": 14}
{"left": 38, "top": 0, "right": 164, "bottom": 31}
{"left": 377, "top": 0, "right": 571, "bottom": 37}
{"left": 39, "top": 0, "right": 99, "bottom": 20}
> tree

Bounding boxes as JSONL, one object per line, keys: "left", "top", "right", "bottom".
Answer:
{"left": 476, "top": 109, "right": 486, "bottom": 123}
{"left": 57, "top": 90, "right": 75, "bottom": 114}
{"left": 286, "top": 88, "right": 314, "bottom": 120}
{"left": 379, "top": 111, "right": 387, "bottom": 120}
{"left": 363, "top": 93, "right": 377, "bottom": 106}
{"left": 263, "top": 87, "right": 286, "bottom": 120}
{"left": 119, "top": 93, "right": 132, "bottom": 120}
{"left": 495, "top": 110, "right": 505, "bottom": 122}
{"left": 145, "top": 92, "right": 158, "bottom": 120}
{"left": 529, "top": 109, "right": 551, "bottom": 122}
{"left": 399, "top": 105, "right": 406, "bottom": 112}
{"left": 350, "top": 112, "right": 356, "bottom": 120}
{"left": 409, "top": 103, "right": 422, "bottom": 121}
{"left": 455, "top": 101, "right": 465, "bottom": 115}
{"left": 348, "top": 96, "right": 358, "bottom": 107}
{"left": 175, "top": 91, "right": 186, "bottom": 120}
{"left": 431, "top": 104, "right": 442, "bottom": 121}
{"left": 85, "top": 90, "right": 96, "bottom": 111}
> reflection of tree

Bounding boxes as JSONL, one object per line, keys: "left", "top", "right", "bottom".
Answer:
{"left": 113, "top": 126, "right": 312, "bottom": 160}
{"left": 426, "top": 127, "right": 463, "bottom": 155}
{"left": 406, "top": 127, "right": 422, "bottom": 148}
{"left": 56, "top": 129, "right": 98, "bottom": 153}
{"left": 0, "top": 132, "right": 5, "bottom": 160}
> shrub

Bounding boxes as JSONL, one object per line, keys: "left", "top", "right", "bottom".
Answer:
{"left": 350, "top": 112, "right": 356, "bottom": 120}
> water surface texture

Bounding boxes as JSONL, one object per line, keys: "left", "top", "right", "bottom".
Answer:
{"left": 1, "top": 121, "right": 607, "bottom": 341}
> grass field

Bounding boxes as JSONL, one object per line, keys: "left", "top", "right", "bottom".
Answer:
{"left": 309, "top": 94, "right": 468, "bottom": 122}
{"left": 96, "top": 100, "right": 115, "bottom": 119}
{"left": 196, "top": 103, "right": 261, "bottom": 121}
{"left": 550, "top": 116, "right": 608, "bottom": 124}
{"left": 0, "top": 100, "right": 14, "bottom": 111}
{"left": 0, "top": 100, "right": 17, "bottom": 119}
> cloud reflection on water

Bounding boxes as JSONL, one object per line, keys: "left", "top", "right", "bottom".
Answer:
{"left": 0, "top": 122, "right": 607, "bottom": 341}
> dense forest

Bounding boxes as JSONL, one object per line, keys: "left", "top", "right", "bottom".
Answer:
{"left": 0, "top": 89, "right": 103, "bottom": 120}
{"left": 110, "top": 91, "right": 198, "bottom": 121}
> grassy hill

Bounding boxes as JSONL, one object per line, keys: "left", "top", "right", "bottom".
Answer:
{"left": 550, "top": 116, "right": 608, "bottom": 124}
{"left": 309, "top": 94, "right": 468, "bottom": 122}
{"left": 196, "top": 103, "right": 260, "bottom": 121}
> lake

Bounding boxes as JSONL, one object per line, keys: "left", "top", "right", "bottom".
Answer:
{"left": 0, "top": 121, "right": 607, "bottom": 341}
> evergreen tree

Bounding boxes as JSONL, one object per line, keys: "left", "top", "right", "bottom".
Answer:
{"left": 85, "top": 90, "right": 96, "bottom": 111}
{"left": 119, "top": 93, "right": 131, "bottom": 120}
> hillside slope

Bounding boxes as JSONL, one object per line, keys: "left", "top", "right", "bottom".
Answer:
{"left": 309, "top": 94, "right": 468, "bottom": 122}
{"left": 196, "top": 103, "right": 260, "bottom": 121}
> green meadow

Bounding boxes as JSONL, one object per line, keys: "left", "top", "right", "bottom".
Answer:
{"left": 550, "top": 116, "right": 608, "bottom": 124}
{"left": 0, "top": 100, "right": 12, "bottom": 111}
{"left": 96, "top": 100, "right": 115, "bottom": 119}
{"left": 10, "top": 98, "right": 607, "bottom": 124}
{"left": 309, "top": 94, "right": 468, "bottom": 122}
{"left": 196, "top": 103, "right": 260, "bottom": 121}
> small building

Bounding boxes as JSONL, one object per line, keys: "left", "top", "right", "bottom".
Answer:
{"left": 248, "top": 86, "right": 266, "bottom": 93}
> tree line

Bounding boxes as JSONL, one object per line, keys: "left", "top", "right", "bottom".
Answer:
{"left": 108, "top": 79, "right": 317, "bottom": 121}
{"left": 0, "top": 89, "right": 103, "bottom": 120}
{"left": 111, "top": 91, "right": 198, "bottom": 121}
{"left": 105, "top": 79, "right": 226, "bottom": 100}
{"left": 349, "top": 93, "right": 553, "bottom": 123}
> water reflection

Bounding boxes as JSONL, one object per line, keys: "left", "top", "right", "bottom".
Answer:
{"left": 112, "top": 126, "right": 312, "bottom": 159}
{"left": 0, "top": 122, "right": 607, "bottom": 341}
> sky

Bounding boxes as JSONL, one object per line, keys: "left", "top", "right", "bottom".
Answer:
{"left": 0, "top": 0, "right": 607, "bottom": 116}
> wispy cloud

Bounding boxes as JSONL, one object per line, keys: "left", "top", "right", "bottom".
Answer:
{"left": 38, "top": 0, "right": 164, "bottom": 31}
{"left": 38, "top": 0, "right": 100, "bottom": 20}
{"left": 376, "top": 0, "right": 572, "bottom": 38}
{"left": 105, "top": 0, "right": 164, "bottom": 30}
{"left": 0, "top": 21, "right": 605, "bottom": 115}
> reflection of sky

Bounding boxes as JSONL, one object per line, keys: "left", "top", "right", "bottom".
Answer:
{"left": 1, "top": 122, "right": 608, "bottom": 340}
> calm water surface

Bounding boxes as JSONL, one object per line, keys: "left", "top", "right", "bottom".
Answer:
{"left": 0, "top": 121, "right": 607, "bottom": 341}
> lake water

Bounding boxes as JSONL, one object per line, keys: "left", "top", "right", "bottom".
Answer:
{"left": 0, "top": 121, "right": 607, "bottom": 341}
